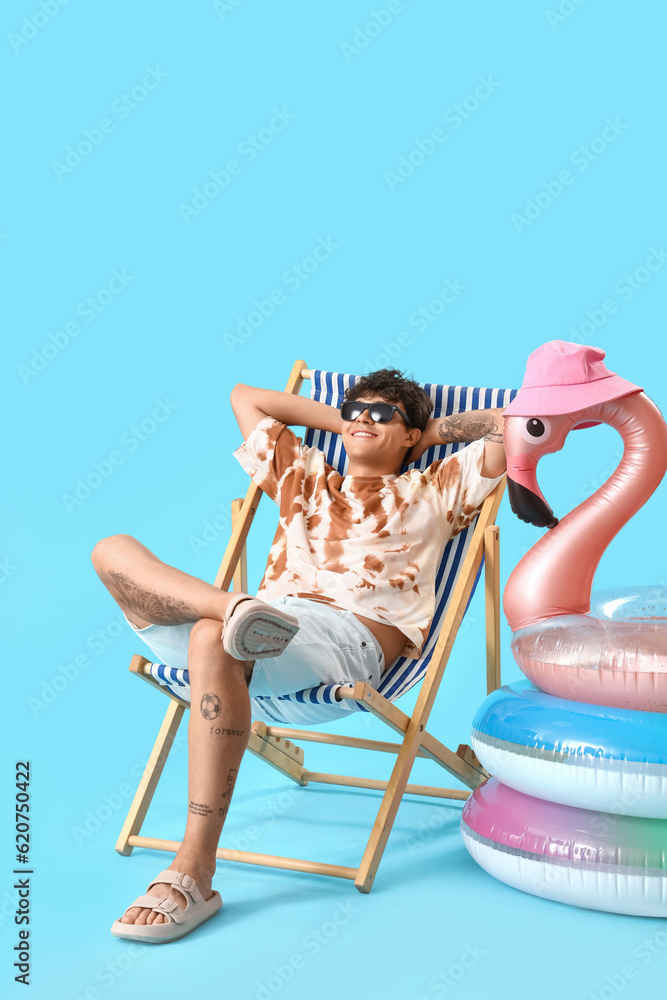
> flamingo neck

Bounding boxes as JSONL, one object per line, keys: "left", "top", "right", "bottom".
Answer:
{"left": 504, "top": 393, "right": 667, "bottom": 632}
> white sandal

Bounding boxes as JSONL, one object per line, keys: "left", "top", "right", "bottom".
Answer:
{"left": 221, "top": 595, "right": 299, "bottom": 660}
{"left": 110, "top": 870, "right": 222, "bottom": 944}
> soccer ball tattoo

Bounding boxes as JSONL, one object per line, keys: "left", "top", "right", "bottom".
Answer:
{"left": 200, "top": 693, "right": 221, "bottom": 720}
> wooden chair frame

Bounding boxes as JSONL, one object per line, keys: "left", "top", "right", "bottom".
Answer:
{"left": 114, "top": 359, "right": 505, "bottom": 893}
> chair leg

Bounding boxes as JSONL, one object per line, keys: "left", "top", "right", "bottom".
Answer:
{"left": 353, "top": 716, "right": 424, "bottom": 893}
{"left": 115, "top": 698, "right": 185, "bottom": 855}
{"left": 484, "top": 525, "right": 502, "bottom": 694}
{"left": 456, "top": 743, "right": 489, "bottom": 779}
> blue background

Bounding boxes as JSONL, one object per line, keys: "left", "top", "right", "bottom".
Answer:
{"left": 4, "top": 1, "right": 667, "bottom": 998}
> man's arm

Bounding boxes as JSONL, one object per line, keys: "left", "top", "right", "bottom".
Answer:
{"left": 230, "top": 383, "right": 343, "bottom": 441}
{"left": 413, "top": 407, "right": 507, "bottom": 478}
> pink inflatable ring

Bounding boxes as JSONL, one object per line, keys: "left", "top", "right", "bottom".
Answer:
{"left": 461, "top": 778, "right": 667, "bottom": 917}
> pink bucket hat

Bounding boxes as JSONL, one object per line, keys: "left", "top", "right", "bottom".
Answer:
{"left": 504, "top": 340, "right": 642, "bottom": 417}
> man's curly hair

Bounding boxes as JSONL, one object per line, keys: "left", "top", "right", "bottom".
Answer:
{"left": 345, "top": 368, "right": 433, "bottom": 464}
{"left": 345, "top": 368, "right": 433, "bottom": 431}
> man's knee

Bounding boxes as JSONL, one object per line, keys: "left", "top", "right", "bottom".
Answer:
{"left": 90, "top": 533, "right": 138, "bottom": 576}
{"left": 189, "top": 618, "right": 254, "bottom": 684}
{"left": 189, "top": 617, "right": 223, "bottom": 646}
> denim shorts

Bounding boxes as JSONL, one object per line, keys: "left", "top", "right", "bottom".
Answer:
{"left": 122, "top": 595, "right": 385, "bottom": 724}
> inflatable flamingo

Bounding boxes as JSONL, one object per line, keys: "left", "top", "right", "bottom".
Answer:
{"left": 461, "top": 342, "right": 667, "bottom": 918}
{"left": 502, "top": 341, "right": 667, "bottom": 711}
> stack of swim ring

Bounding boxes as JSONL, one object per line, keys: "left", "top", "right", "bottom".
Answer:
{"left": 460, "top": 346, "right": 667, "bottom": 916}
{"left": 462, "top": 669, "right": 667, "bottom": 917}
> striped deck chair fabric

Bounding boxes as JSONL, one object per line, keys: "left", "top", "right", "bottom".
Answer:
{"left": 143, "top": 371, "right": 517, "bottom": 725}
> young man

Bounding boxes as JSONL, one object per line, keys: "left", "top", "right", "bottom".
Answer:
{"left": 92, "top": 368, "right": 506, "bottom": 943}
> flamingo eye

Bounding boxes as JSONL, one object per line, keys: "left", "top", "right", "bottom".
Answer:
{"left": 519, "top": 416, "right": 552, "bottom": 443}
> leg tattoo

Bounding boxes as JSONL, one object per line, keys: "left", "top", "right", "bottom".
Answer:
{"left": 109, "top": 570, "right": 201, "bottom": 625}
{"left": 200, "top": 693, "right": 222, "bottom": 720}
{"left": 189, "top": 800, "right": 214, "bottom": 817}
{"left": 218, "top": 768, "right": 238, "bottom": 820}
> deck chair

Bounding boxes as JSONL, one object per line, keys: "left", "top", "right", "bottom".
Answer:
{"left": 115, "top": 360, "right": 517, "bottom": 893}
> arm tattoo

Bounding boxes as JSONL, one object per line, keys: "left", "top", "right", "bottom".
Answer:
{"left": 437, "top": 413, "right": 495, "bottom": 443}
{"left": 109, "top": 571, "right": 200, "bottom": 625}
{"left": 484, "top": 431, "right": 504, "bottom": 443}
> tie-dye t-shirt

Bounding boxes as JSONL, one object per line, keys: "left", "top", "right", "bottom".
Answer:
{"left": 233, "top": 416, "right": 502, "bottom": 658}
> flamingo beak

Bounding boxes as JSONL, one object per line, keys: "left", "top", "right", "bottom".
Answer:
{"left": 506, "top": 455, "right": 559, "bottom": 529}
{"left": 507, "top": 477, "right": 558, "bottom": 528}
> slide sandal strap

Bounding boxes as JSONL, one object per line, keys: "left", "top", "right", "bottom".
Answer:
{"left": 121, "top": 893, "right": 184, "bottom": 924}
{"left": 146, "top": 869, "right": 204, "bottom": 904}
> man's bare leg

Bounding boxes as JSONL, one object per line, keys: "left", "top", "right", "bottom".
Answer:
{"left": 117, "top": 618, "right": 252, "bottom": 926}
{"left": 91, "top": 534, "right": 240, "bottom": 629}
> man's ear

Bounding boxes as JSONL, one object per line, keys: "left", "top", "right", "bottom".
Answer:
{"left": 400, "top": 427, "right": 423, "bottom": 468}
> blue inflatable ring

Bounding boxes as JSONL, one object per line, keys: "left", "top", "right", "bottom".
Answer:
{"left": 471, "top": 680, "right": 667, "bottom": 819}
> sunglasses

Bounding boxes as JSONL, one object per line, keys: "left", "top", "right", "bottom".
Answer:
{"left": 340, "top": 400, "right": 413, "bottom": 427}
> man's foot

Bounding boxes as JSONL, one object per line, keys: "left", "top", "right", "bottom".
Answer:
{"left": 118, "top": 860, "right": 216, "bottom": 926}
{"left": 222, "top": 595, "right": 300, "bottom": 660}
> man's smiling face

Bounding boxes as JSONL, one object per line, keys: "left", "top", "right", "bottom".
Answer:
{"left": 341, "top": 394, "right": 421, "bottom": 475}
